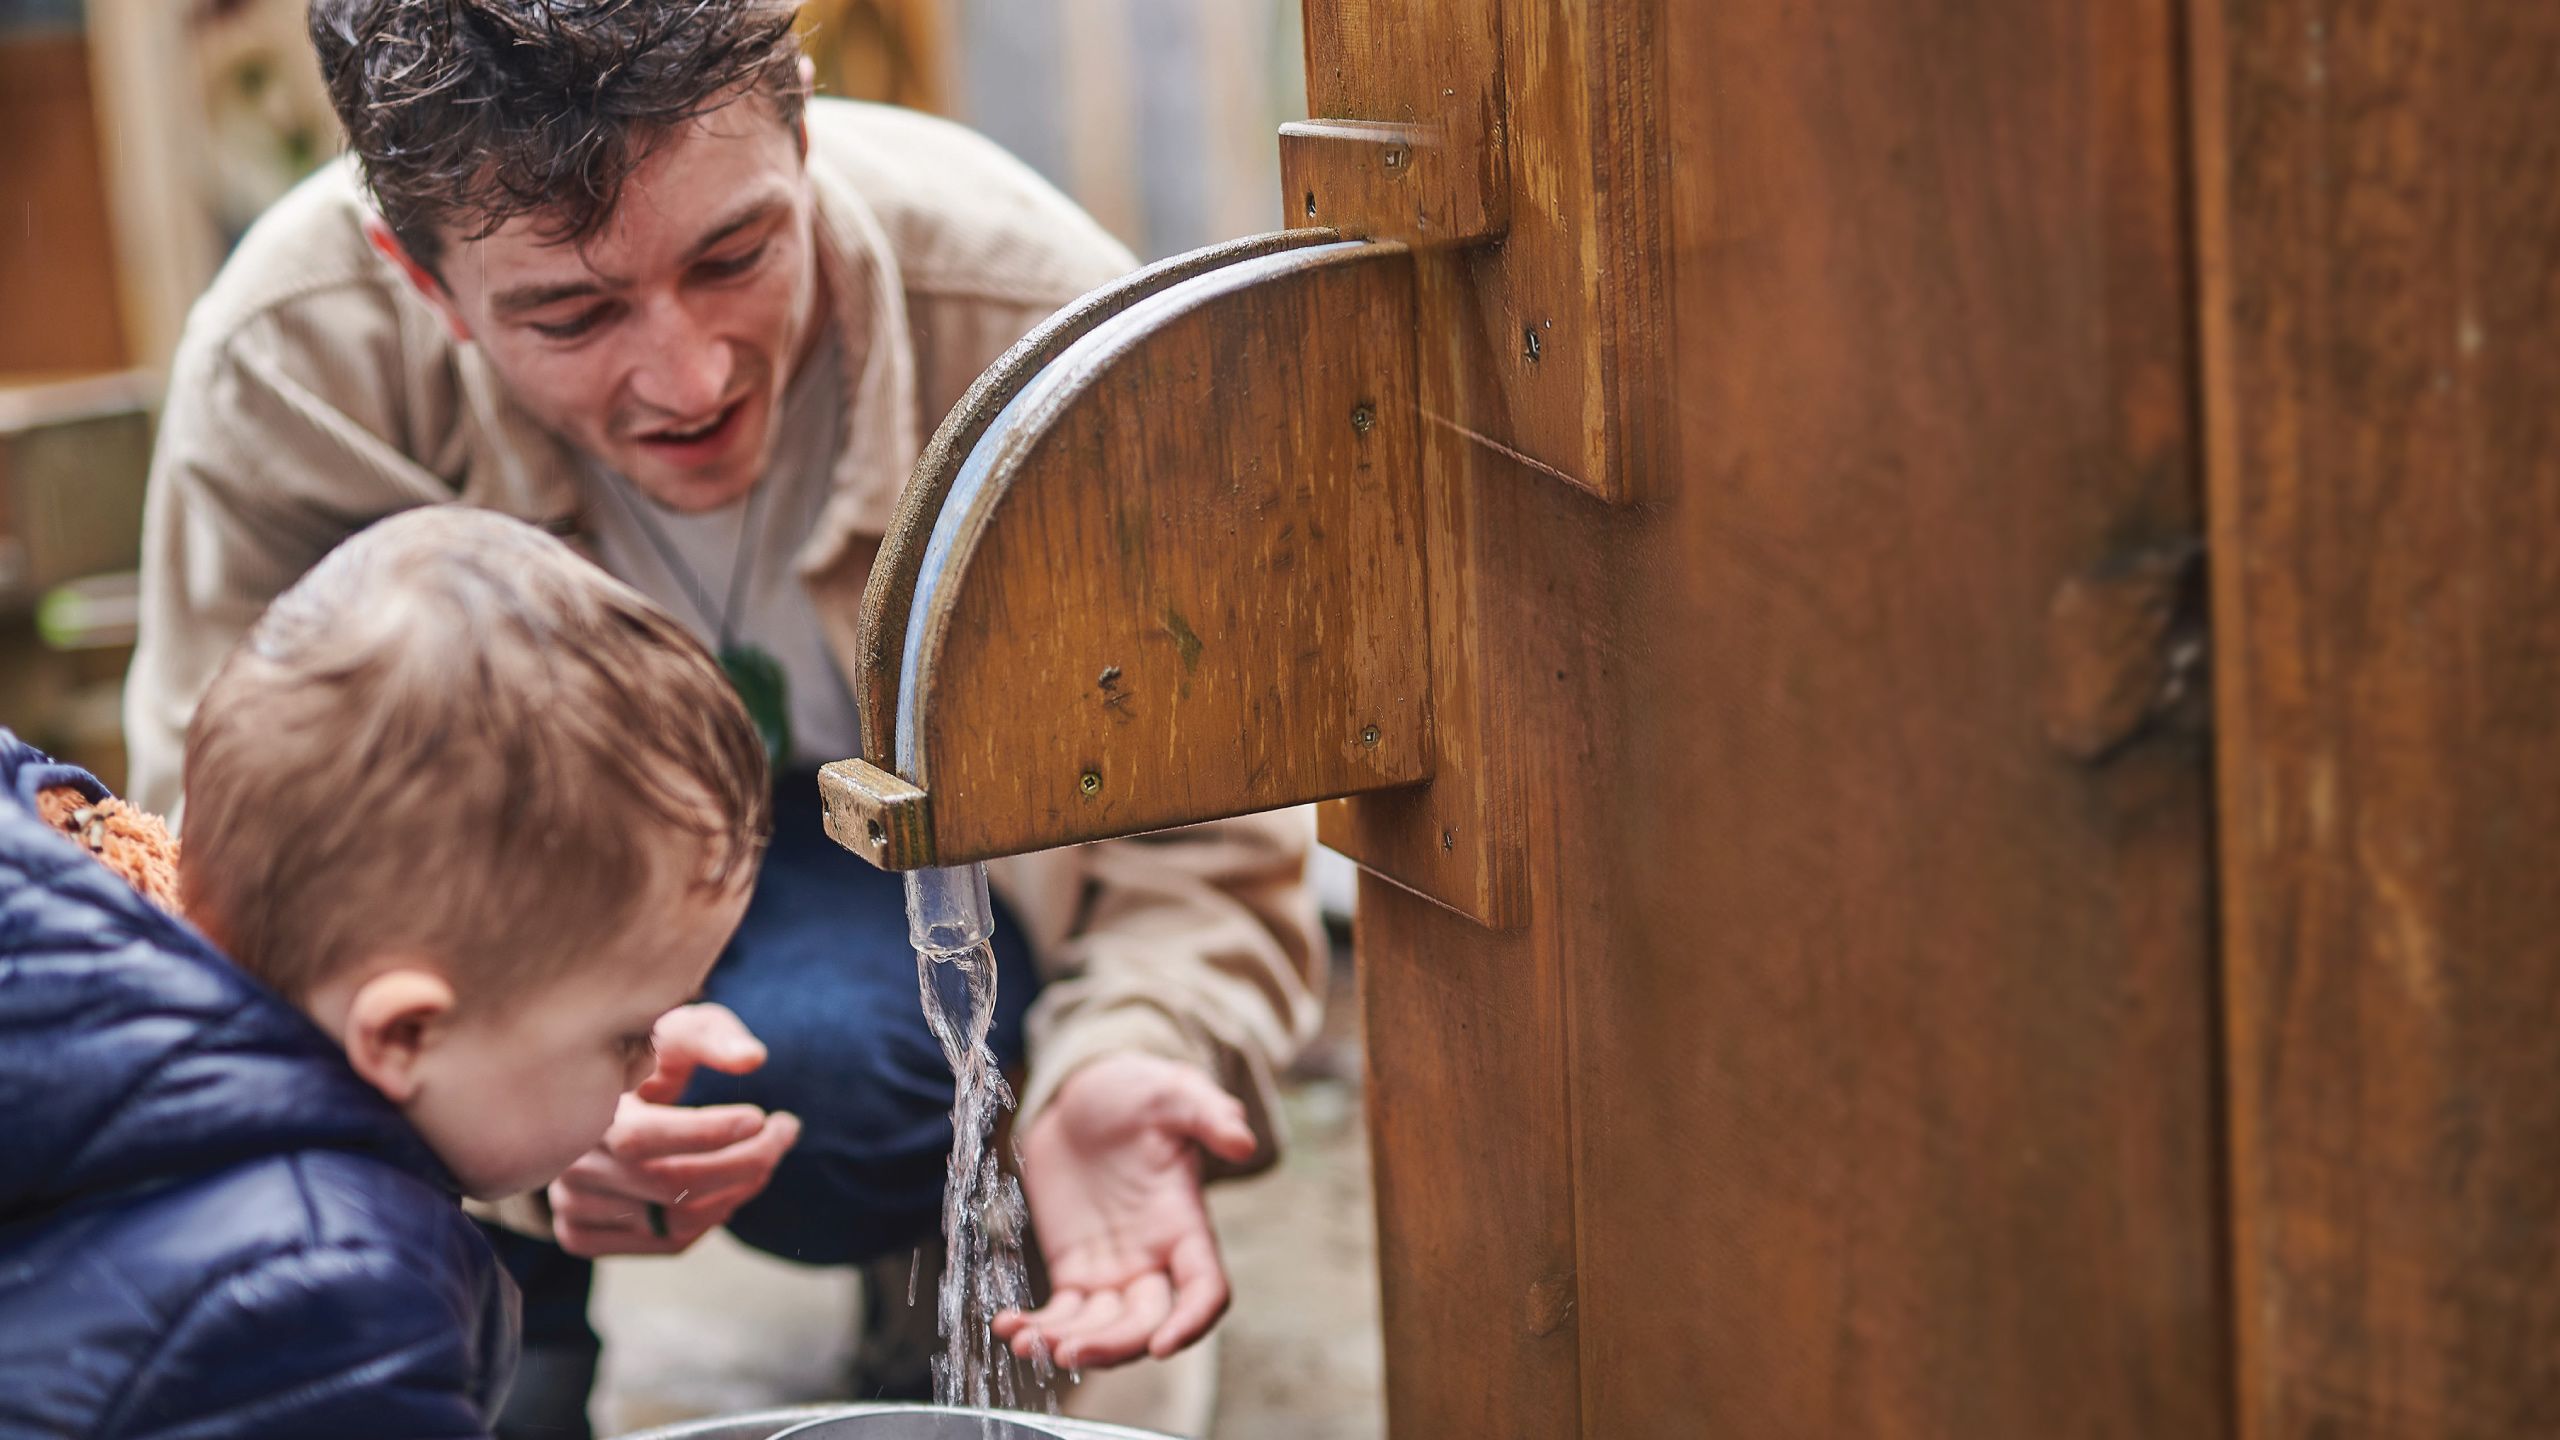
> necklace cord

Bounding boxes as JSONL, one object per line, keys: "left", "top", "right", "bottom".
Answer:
{"left": 599, "top": 452, "right": 777, "bottom": 652}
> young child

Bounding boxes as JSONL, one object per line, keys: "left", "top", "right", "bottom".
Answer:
{"left": 0, "top": 507, "right": 770, "bottom": 1438}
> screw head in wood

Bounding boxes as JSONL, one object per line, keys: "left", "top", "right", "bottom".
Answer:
{"left": 1360, "top": 725, "right": 1382, "bottom": 748}
{"left": 1523, "top": 327, "right": 1543, "bottom": 363}
{"left": 1079, "top": 770, "right": 1103, "bottom": 796}
{"left": 1351, "top": 403, "right": 1375, "bottom": 434}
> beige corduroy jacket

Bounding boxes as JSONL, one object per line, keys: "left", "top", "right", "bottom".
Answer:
{"left": 124, "top": 99, "right": 1323, "bottom": 1172}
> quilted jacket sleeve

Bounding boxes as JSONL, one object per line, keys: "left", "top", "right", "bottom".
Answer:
{"left": 103, "top": 1237, "right": 510, "bottom": 1440}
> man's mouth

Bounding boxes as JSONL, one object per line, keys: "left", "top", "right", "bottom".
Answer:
{"left": 637, "top": 398, "right": 747, "bottom": 456}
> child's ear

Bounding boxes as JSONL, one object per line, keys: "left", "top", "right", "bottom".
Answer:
{"left": 340, "top": 966, "right": 461, "bottom": 1104}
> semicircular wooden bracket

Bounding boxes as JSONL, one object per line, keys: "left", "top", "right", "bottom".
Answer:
{"left": 851, "top": 228, "right": 1347, "bottom": 751}
{"left": 822, "top": 237, "right": 1433, "bottom": 872}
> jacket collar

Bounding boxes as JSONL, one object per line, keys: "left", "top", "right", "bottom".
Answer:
{"left": 0, "top": 733, "right": 465, "bottom": 1219}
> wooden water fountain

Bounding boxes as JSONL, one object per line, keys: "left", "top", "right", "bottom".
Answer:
{"left": 825, "top": 0, "right": 2560, "bottom": 1434}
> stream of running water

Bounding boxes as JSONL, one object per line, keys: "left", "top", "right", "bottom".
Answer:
{"left": 906, "top": 863, "right": 1055, "bottom": 1411}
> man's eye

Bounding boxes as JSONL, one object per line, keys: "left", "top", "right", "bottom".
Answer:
{"left": 531, "top": 304, "right": 615, "bottom": 341}
{"left": 696, "top": 243, "right": 768, "bottom": 282}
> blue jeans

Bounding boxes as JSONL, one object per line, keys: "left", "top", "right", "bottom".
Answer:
{"left": 486, "top": 768, "right": 1040, "bottom": 1433}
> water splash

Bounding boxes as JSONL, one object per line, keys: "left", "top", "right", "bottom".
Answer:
{"left": 907, "top": 864, "right": 1055, "bottom": 1410}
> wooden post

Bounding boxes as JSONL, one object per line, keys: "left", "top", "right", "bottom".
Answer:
{"left": 1338, "top": 2, "right": 2230, "bottom": 1433}
{"left": 835, "top": 1, "right": 2560, "bottom": 1433}
{"left": 2195, "top": 2, "right": 2560, "bottom": 1435}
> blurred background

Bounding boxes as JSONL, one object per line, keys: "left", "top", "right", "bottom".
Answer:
{"left": 0, "top": 0, "right": 1374, "bottom": 1433}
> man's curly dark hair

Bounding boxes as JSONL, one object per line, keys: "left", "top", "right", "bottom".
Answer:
{"left": 309, "top": 0, "right": 808, "bottom": 274}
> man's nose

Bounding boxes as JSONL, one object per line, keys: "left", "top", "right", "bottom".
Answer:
{"left": 626, "top": 299, "right": 734, "bottom": 418}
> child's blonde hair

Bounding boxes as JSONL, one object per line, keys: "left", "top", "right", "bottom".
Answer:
{"left": 180, "top": 506, "right": 770, "bottom": 1002}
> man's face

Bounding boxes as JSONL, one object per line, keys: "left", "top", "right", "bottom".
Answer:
{"left": 420, "top": 100, "right": 822, "bottom": 512}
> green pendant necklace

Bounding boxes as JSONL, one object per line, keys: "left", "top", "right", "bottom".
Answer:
{"left": 601, "top": 471, "right": 794, "bottom": 766}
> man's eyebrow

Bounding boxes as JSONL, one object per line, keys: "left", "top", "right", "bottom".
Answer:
{"left": 488, "top": 201, "right": 783, "bottom": 316}
{"left": 491, "top": 277, "right": 613, "bottom": 317}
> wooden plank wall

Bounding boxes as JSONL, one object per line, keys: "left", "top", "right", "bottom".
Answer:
{"left": 2194, "top": 2, "right": 2560, "bottom": 1436}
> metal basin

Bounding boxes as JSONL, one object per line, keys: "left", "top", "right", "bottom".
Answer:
{"left": 617, "top": 1404, "right": 1173, "bottom": 1440}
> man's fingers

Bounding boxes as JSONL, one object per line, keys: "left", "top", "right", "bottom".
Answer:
{"left": 1044, "top": 1288, "right": 1125, "bottom": 1366}
{"left": 999, "top": 1289, "right": 1088, "bottom": 1358}
{"left": 555, "top": 1149, "right": 688, "bottom": 1207}
{"left": 1054, "top": 1275, "right": 1173, "bottom": 1370}
{"left": 554, "top": 1214, "right": 703, "bottom": 1258}
{"left": 604, "top": 1099, "right": 769, "bottom": 1162}
{"left": 1148, "top": 1232, "right": 1232, "bottom": 1358}
{"left": 635, "top": 1002, "right": 769, "bottom": 1103}
{"left": 548, "top": 1177, "right": 739, "bottom": 1259}
{"left": 638, "top": 1110, "right": 802, "bottom": 1192}
{"left": 1164, "top": 1082, "right": 1257, "bottom": 1165}
{"left": 656, "top": 1002, "right": 768, "bottom": 1070}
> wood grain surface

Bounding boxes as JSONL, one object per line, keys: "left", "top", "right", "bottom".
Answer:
{"left": 1318, "top": 249, "right": 1530, "bottom": 931}
{"left": 0, "top": 36, "right": 130, "bottom": 378}
{"left": 1279, "top": 119, "right": 1497, "bottom": 249}
{"left": 2195, "top": 2, "right": 2560, "bottom": 1435}
{"left": 1333, "top": 0, "right": 2231, "bottom": 1433}
{"left": 1457, "top": 0, "right": 1666, "bottom": 504}
{"left": 1299, "top": 0, "right": 1505, "bottom": 238}
{"left": 1295, "top": 0, "right": 1660, "bottom": 504}
{"left": 1568, "top": 4, "right": 2229, "bottom": 1429}
{"left": 856, "top": 229, "right": 1340, "bottom": 758}
{"left": 900, "top": 243, "right": 1431, "bottom": 864}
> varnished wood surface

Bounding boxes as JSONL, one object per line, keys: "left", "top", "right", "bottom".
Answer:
{"left": 1299, "top": 0, "right": 1506, "bottom": 239}
{"left": 1360, "top": 873, "right": 1582, "bottom": 1436}
{"left": 1346, "top": 0, "right": 2230, "bottom": 1433}
{"left": 902, "top": 243, "right": 1430, "bottom": 864}
{"left": 2195, "top": 2, "right": 2560, "bottom": 1435}
{"left": 1296, "top": 0, "right": 1660, "bottom": 504}
{"left": 0, "top": 36, "right": 130, "bottom": 378}
{"left": 855, "top": 229, "right": 1339, "bottom": 759}
{"left": 1458, "top": 0, "right": 1665, "bottom": 504}
{"left": 1318, "top": 251, "right": 1529, "bottom": 931}
{"left": 1582, "top": 4, "right": 2226, "bottom": 1429}
{"left": 1279, "top": 120, "right": 1496, "bottom": 249}
{"left": 815, "top": 758, "right": 929, "bottom": 870}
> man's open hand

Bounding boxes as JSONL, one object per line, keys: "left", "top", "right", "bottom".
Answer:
{"left": 993, "top": 1053, "right": 1257, "bottom": 1369}
{"left": 548, "top": 1003, "right": 801, "bottom": 1257}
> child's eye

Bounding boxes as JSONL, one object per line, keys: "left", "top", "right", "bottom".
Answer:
{"left": 618, "top": 1032, "right": 658, "bottom": 1062}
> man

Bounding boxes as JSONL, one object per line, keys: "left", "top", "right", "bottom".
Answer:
{"left": 125, "top": 1, "right": 1323, "bottom": 1431}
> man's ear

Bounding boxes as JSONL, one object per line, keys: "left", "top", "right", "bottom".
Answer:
{"left": 362, "top": 217, "right": 473, "bottom": 344}
{"left": 340, "top": 965, "right": 461, "bottom": 1104}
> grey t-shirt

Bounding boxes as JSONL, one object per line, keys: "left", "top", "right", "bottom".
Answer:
{"left": 578, "top": 333, "right": 863, "bottom": 769}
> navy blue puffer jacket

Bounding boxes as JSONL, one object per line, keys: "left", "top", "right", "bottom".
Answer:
{"left": 0, "top": 734, "right": 517, "bottom": 1437}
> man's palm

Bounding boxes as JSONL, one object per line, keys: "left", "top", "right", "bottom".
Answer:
{"left": 994, "top": 1054, "right": 1256, "bottom": 1369}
